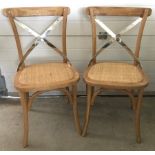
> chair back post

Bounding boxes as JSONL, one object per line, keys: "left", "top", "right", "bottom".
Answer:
{"left": 62, "top": 7, "right": 69, "bottom": 63}
{"left": 89, "top": 8, "right": 97, "bottom": 64}
{"left": 135, "top": 9, "right": 151, "bottom": 59}
{"left": 6, "top": 9, "right": 25, "bottom": 69}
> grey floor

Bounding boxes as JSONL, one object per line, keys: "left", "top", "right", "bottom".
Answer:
{"left": 0, "top": 96, "right": 155, "bottom": 150}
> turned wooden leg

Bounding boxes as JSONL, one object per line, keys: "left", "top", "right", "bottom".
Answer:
{"left": 19, "top": 91, "right": 29, "bottom": 147}
{"left": 82, "top": 85, "right": 92, "bottom": 136}
{"left": 135, "top": 89, "right": 144, "bottom": 143}
{"left": 72, "top": 84, "right": 81, "bottom": 135}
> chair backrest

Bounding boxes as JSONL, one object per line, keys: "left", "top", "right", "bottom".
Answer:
{"left": 3, "top": 7, "right": 70, "bottom": 71}
{"left": 86, "top": 7, "right": 152, "bottom": 66}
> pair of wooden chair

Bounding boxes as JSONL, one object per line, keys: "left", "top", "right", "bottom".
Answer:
{"left": 3, "top": 6, "right": 151, "bottom": 147}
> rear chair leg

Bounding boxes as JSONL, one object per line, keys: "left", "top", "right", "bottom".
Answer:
{"left": 135, "top": 89, "right": 144, "bottom": 143}
{"left": 90, "top": 86, "right": 95, "bottom": 106}
{"left": 66, "top": 87, "right": 71, "bottom": 104}
{"left": 72, "top": 84, "right": 81, "bottom": 135}
{"left": 19, "top": 91, "right": 29, "bottom": 147}
{"left": 82, "top": 85, "right": 92, "bottom": 136}
{"left": 130, "top": 90, "right": 137, "bottom": 111}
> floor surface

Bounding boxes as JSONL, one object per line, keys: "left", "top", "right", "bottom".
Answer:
{"left": 0, "top": 96, "right": 155, "bottom": 150}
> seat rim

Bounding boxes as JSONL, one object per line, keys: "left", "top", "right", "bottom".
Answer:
{"left": 14, "top": 62, "right": 80, "bottom": 92}
{"left": 83, "top": 62, "right": 149, "bottom": 89}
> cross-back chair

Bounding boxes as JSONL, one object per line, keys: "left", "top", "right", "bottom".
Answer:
{"left": 82, "top": 7, "right": 151, "bottom": 143}
{"left": 3, "top": 7, "right": 81, "bottom": 147}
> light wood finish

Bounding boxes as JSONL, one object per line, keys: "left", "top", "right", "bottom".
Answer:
{"left": 15, "top": 63, "right": 79, "bottom": 91}
{"left": 85, "top": 62, "right": 149, "bottom": 88}
{"left": 135, "top": 9, "right": 150, "bottom": 58}
{"left": 82, "top": 7, "right": 151, "bottom": 143}
{"left": 3, "top": 7, "right": 81, "bottom": 147}
{"left": 3, "top": 7, "right": 70, "bottom": 17}
{"left": 86, "top": 7, "right": 151, "bottom": 17}
{"left": 19, "top": 91, "right": 29, "bottom": 146}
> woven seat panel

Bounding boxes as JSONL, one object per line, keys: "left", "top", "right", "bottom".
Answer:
{"left": 88, "top": 62, "right": 143, "bottom": 84}
{"left": 18, "top": 63, "right": 75, "bottom": 86}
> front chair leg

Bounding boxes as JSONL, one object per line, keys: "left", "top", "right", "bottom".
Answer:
{"left": 19, "top": 91, "right": 29, "bottom": 147}
{"left": 72, "top": 84, "right": 81, "bottom": 135}
{"left": 82, "top": 85, "right": 92, "bottom": 136}
{"left": 135, "top": 89, "right": 144, "bottom": 143}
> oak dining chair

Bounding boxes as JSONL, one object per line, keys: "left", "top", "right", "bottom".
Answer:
{"left": 82, "top": 7, "right": 151, "bottom": 143}
{"left": 3, "top": 7, "right": 81, "bottom": 147}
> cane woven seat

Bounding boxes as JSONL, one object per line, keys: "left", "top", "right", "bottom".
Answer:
{"left": 86, "top": 62, "right": 147, "bottom": 85}
{"left": 15, "top": 63, "right": 79, "bottom": 91}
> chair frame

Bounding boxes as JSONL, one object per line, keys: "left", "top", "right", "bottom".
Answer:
{"left": 3, "top": 7, "right": 81, "bottom": 147}
{"left": 82, "top": 7, "right": 151, "bottom": 143}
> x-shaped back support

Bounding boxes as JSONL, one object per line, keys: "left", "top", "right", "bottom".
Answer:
{"left": 89, "top": 17, "right": 142, "bottom": 67}
{"left": 14, "top": 17, "right": 70, "bottom": 71}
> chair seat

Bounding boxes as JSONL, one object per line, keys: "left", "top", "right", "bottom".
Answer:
{"left": 14, "top": 62, "right": 80, "bottom": 91}
{"left": 84, "top": 62, "right": 148, "bottom": 88}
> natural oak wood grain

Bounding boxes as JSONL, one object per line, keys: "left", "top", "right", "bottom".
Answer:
{"left": 82, "top": 7, "right": 151, "bottom": 144}
{"left": 3, "top": 7, "right": 70, "bottom": 17}
{"left": 3, "top": 7, "right": 81, "bottom": 147}
{"left": 86, "top": 7, "right": 151, "bottom": 17}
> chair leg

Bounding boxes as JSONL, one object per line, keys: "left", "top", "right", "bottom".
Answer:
{"left": 90, "top": 86, "right": 95, "bottom": 106}
{"left": 19, "top": 91, "right": 29, "bottom": 147}
{"left": 86, "top": 84, "right": 88, "bottom": 95}
{"left": 72, "top": 84, "right": 81, "bottom": 135}
{"left": 82, "top": 85, "right": 92, "bottom": 136}
{"left": 130, "top": 90, "right": 137, "bottom": 111}
{"left": 135, "top": 89, "right": 144, "bottom": 143}
{"left": 132, "top": 97, "right": 138, "bottom": 112}
{"left": 66, "top": 87, "right": 71, "bottom": 104}
{"left": 129, "top": 91, "right": 137, "bottom": 111}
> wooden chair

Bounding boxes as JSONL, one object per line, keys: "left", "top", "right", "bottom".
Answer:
{"left": 3, "top": 7, "right": 81, "bottom": 147}
{"left": 82, "top": 7, "right": 151, "bottom": 143}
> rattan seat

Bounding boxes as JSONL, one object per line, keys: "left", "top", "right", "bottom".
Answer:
{"left": 15, "top": 63, "right": 79, "bottom": 91}
{"left": 85, "top": 62, "right": 148, "bottom": 87}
